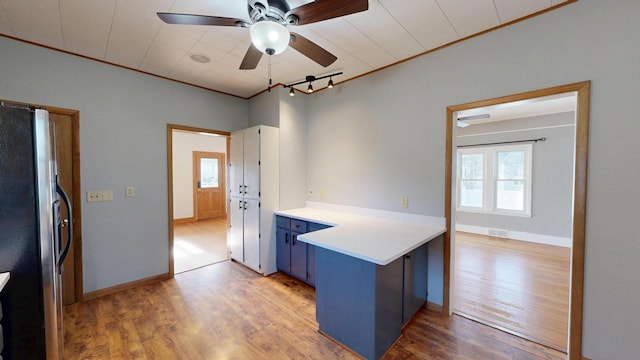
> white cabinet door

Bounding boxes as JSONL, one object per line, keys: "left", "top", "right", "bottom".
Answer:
{"left": 243, "top": 199, "right": 260, "bottom": 271}
{"left": 229, "top": 197, "right": 244, "bottom": 262}
{"left": 229, "top": 132, "right": 244, "bottom": 198}
{"left": 243, "top": 128, "right": 260, "bottom": 199}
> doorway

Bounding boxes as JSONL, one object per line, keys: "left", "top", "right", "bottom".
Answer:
{"left": 444, "top": 81, "right": 590, "bottom": 359}
{"left": 167, "top": 125, "right": 231, "bottom": 276}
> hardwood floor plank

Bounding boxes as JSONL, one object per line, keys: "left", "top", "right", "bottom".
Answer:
{"left": 453, "top": 232, "right": 570, "bottom": 353}
{"left": 65, "top": 259, "right": 565, "bottom": 359}
{"left": 174, "top": 218, "right": 229, "bottom": 274}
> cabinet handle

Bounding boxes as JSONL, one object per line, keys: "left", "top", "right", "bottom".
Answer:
{"left": 285, "top": 233, "right": 289, "bottom": 244}
{"left": 292, "top": 234, "right": 296, "bottom": 246}
{"left": 244, "top": 185, "right": 248, "bottom": 195}
{"left": 238, "top": 200, "right": 243, "bottom": 210}
{"left": 243, "top": 201, "right": 247, "bottom": 210}
{"left": 239, "top": 184, "right": 243, "bottom": 194}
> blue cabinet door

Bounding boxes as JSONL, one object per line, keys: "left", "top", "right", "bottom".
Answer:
{"left": 290, "top": 232, "right": 307, "bottom": 281}
{"left": 403, "top": 243, "right": 428, "bottom": 324}
{"left": 276, "top": 226, "right": 291, "bottom": 273}
{"left": 307, "top": 244, "right": 316, "bottom": 286}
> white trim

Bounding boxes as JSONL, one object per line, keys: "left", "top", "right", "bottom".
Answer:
{"left": 455, "top": 224, "right": 571, "bottom": 248}
{"left": 306, "top": 201, "right": 446, "bottom": 227}
{"left": 457, "top": 123, "right": 575, "bottom": 138}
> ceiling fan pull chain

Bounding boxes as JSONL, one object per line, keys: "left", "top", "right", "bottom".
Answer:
{"left": 268, "top": 55, "right": 272, "bottom": 93}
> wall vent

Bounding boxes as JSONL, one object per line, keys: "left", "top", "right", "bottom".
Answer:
{"left": 488, "top": 228, "right": 509, "bottom": 238}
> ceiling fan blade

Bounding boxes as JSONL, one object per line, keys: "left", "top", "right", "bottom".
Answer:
{"left": 157, "top": 13, "right": 249, "bottom": 27}
{"left": 287, "top": 0, "right": 369, "bottom": 26}
{"left": 289, "top": 32, "right": 337, "bottom": 67}
{"left": 239, "top": 44, "right": 264, "bottom": 70}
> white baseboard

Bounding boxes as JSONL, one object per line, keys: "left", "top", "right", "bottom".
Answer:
{"left": 306, "top": 201, "right": 446, "bottom": 227}
{"left": 455, "top": 224, "right": 571, "bottom": 248}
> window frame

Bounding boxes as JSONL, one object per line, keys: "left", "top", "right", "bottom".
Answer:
{"left": 456, "top": 143, "right": 532, "bottom": 217}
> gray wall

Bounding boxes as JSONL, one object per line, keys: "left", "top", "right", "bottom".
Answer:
{"left": 304, "top": 1, "right": 640, "bottom": 358}
{"left": 0, "top": 36, "right": 248, "bottom": 292}
{"left": 456, "top": 112, "right": 575, "bottom": 238}
{"left": 248, "top": 89, "right": 279, "bottom": 127}
{"left": 278, "top": 89, "right": 308, "bottom": 210}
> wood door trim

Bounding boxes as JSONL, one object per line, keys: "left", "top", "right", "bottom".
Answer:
{"left": 167, "top": 124, "right": 230, "bottom": 277}
{"left": 444, "top": 81, "right": 590, "bottom": 360}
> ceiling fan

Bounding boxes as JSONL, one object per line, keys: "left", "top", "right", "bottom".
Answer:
{"left": 157, "top": 0, "right": 369, "bottom": 70}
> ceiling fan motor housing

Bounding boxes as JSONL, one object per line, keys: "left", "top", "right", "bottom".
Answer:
{"left": 249, "top": 0, "right": 298, "bottom": 25}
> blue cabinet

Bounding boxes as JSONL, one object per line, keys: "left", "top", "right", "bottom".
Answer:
{"left": 402, "top": 244, "right": 428, "bottom": 325}
{"left": 316, "top": 241, "right": 431, "bottom": 359}
{"left": 275, "top": 215, "right": 332, "bottom": 286}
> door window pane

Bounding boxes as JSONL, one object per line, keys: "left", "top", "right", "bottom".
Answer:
{"left": 201, "top": 158, "right": 219, "bottom": 188}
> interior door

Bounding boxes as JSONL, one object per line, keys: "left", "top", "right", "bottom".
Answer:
{"left": 194, "top": 151, "right": 225, "bottom": 220}
{"left": 49, "top": 112, "right": 75, "bottom": 305}
{"left": 229, "top": 197, "right": 244, "bottom": 262}
{"left": 229, "top": 132, "right": 244, "bottom": 198}
{"left": 243, "top": 199, "right": 260, "bottom": 271}
{"left": 243, "top": 128, "right": 260, "bottom": 199}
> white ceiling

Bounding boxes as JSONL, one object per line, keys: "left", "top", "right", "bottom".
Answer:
{"left": 0, "top": 0, "right": 570, "bottom": 98}
{"left": 456, "top": 92, "right": 577, "bottom": 125}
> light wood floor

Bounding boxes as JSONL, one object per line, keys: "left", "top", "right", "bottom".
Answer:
{"left": 173, "top": 218, "right": 228, "bottom": 274}
{"left": 453, "top": 232, "right": 571, "bottom": 353}
{"left": 65, "top": 260, "right": 567, "bottom": 359}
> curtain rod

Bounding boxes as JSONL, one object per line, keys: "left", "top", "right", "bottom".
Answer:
{"left": 457, "top": 137, "right": 546, "bottom": 148}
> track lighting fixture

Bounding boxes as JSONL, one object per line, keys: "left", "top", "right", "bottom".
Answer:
{"left": 283, "top": 72, "right": 343, "bottom": 94}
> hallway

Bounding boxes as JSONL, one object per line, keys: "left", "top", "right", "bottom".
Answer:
{"left": 174, "top": 218, "right": 228, "bottom": 274}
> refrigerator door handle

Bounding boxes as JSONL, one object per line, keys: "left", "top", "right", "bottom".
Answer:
{"left": 56, "top": 178, "right": 73, "bottom": 274}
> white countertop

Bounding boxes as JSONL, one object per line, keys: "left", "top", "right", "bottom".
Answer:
{"left": 275, "top": 207, "right": 446, "bottom": 266}
{"left": 0, "top": 272, "right": 9, "bottom": 292}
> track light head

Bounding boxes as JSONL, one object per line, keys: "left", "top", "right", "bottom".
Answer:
{"left": 289, "top": 87, "right": 295, "bottom": 96}
{"left": 328, "top": 78, "right": 334, "bottom": 88}
{"left": 307, "top": 82, "right": 314, "bottom": 93}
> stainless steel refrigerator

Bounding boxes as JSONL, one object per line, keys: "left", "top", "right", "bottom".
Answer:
{"left": 0, "top": 103, "right": 72, "bottom": 359}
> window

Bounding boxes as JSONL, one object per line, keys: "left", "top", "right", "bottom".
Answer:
{"left": 457, "top": 144, "right": 532, "bottom": 216}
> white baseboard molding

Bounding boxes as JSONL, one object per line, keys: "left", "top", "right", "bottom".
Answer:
{"left": 455, "top": 224, "right": 571, "bottom": 248}
{"left": 306, "top": 201, "right": 446, "bottom": 227}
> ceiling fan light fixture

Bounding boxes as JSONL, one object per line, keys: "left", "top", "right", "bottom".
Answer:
{"left": 327, "top": 77, "right": 334, "bottom": 88}
{"left": 307, "top": 82, "right": 314, "bottom": 93}
{"left": 250, "top": 21, "right": 290, "bottom": 55}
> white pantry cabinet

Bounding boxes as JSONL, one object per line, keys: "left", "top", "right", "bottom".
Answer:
{"left": 229, "top": 125, "right": 279, "bottom": 275}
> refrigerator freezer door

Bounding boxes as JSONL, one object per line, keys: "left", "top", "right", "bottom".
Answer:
{"left": 34, "top": 109, "right": 62, "bottom": 360}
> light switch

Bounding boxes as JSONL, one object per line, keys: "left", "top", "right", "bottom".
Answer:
{"left": 126, "top": 186, "right": 135, "bottom": 198}
{"left": 401, "top": 196, "right": 408, "bottom": 208}
{"left": 87, "top": 190, "right": 113, "bottom": 202}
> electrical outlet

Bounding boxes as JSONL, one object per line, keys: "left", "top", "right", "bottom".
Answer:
{"left": 401, "top": 196, "right": 408, "bottom": 208}
{"left": 126, "top": 186, "right": 135, "bottom": 198}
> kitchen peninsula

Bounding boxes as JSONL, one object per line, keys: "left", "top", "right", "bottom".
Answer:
{"left": 275, "top": 205, "right": 445, "bottom": 359}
